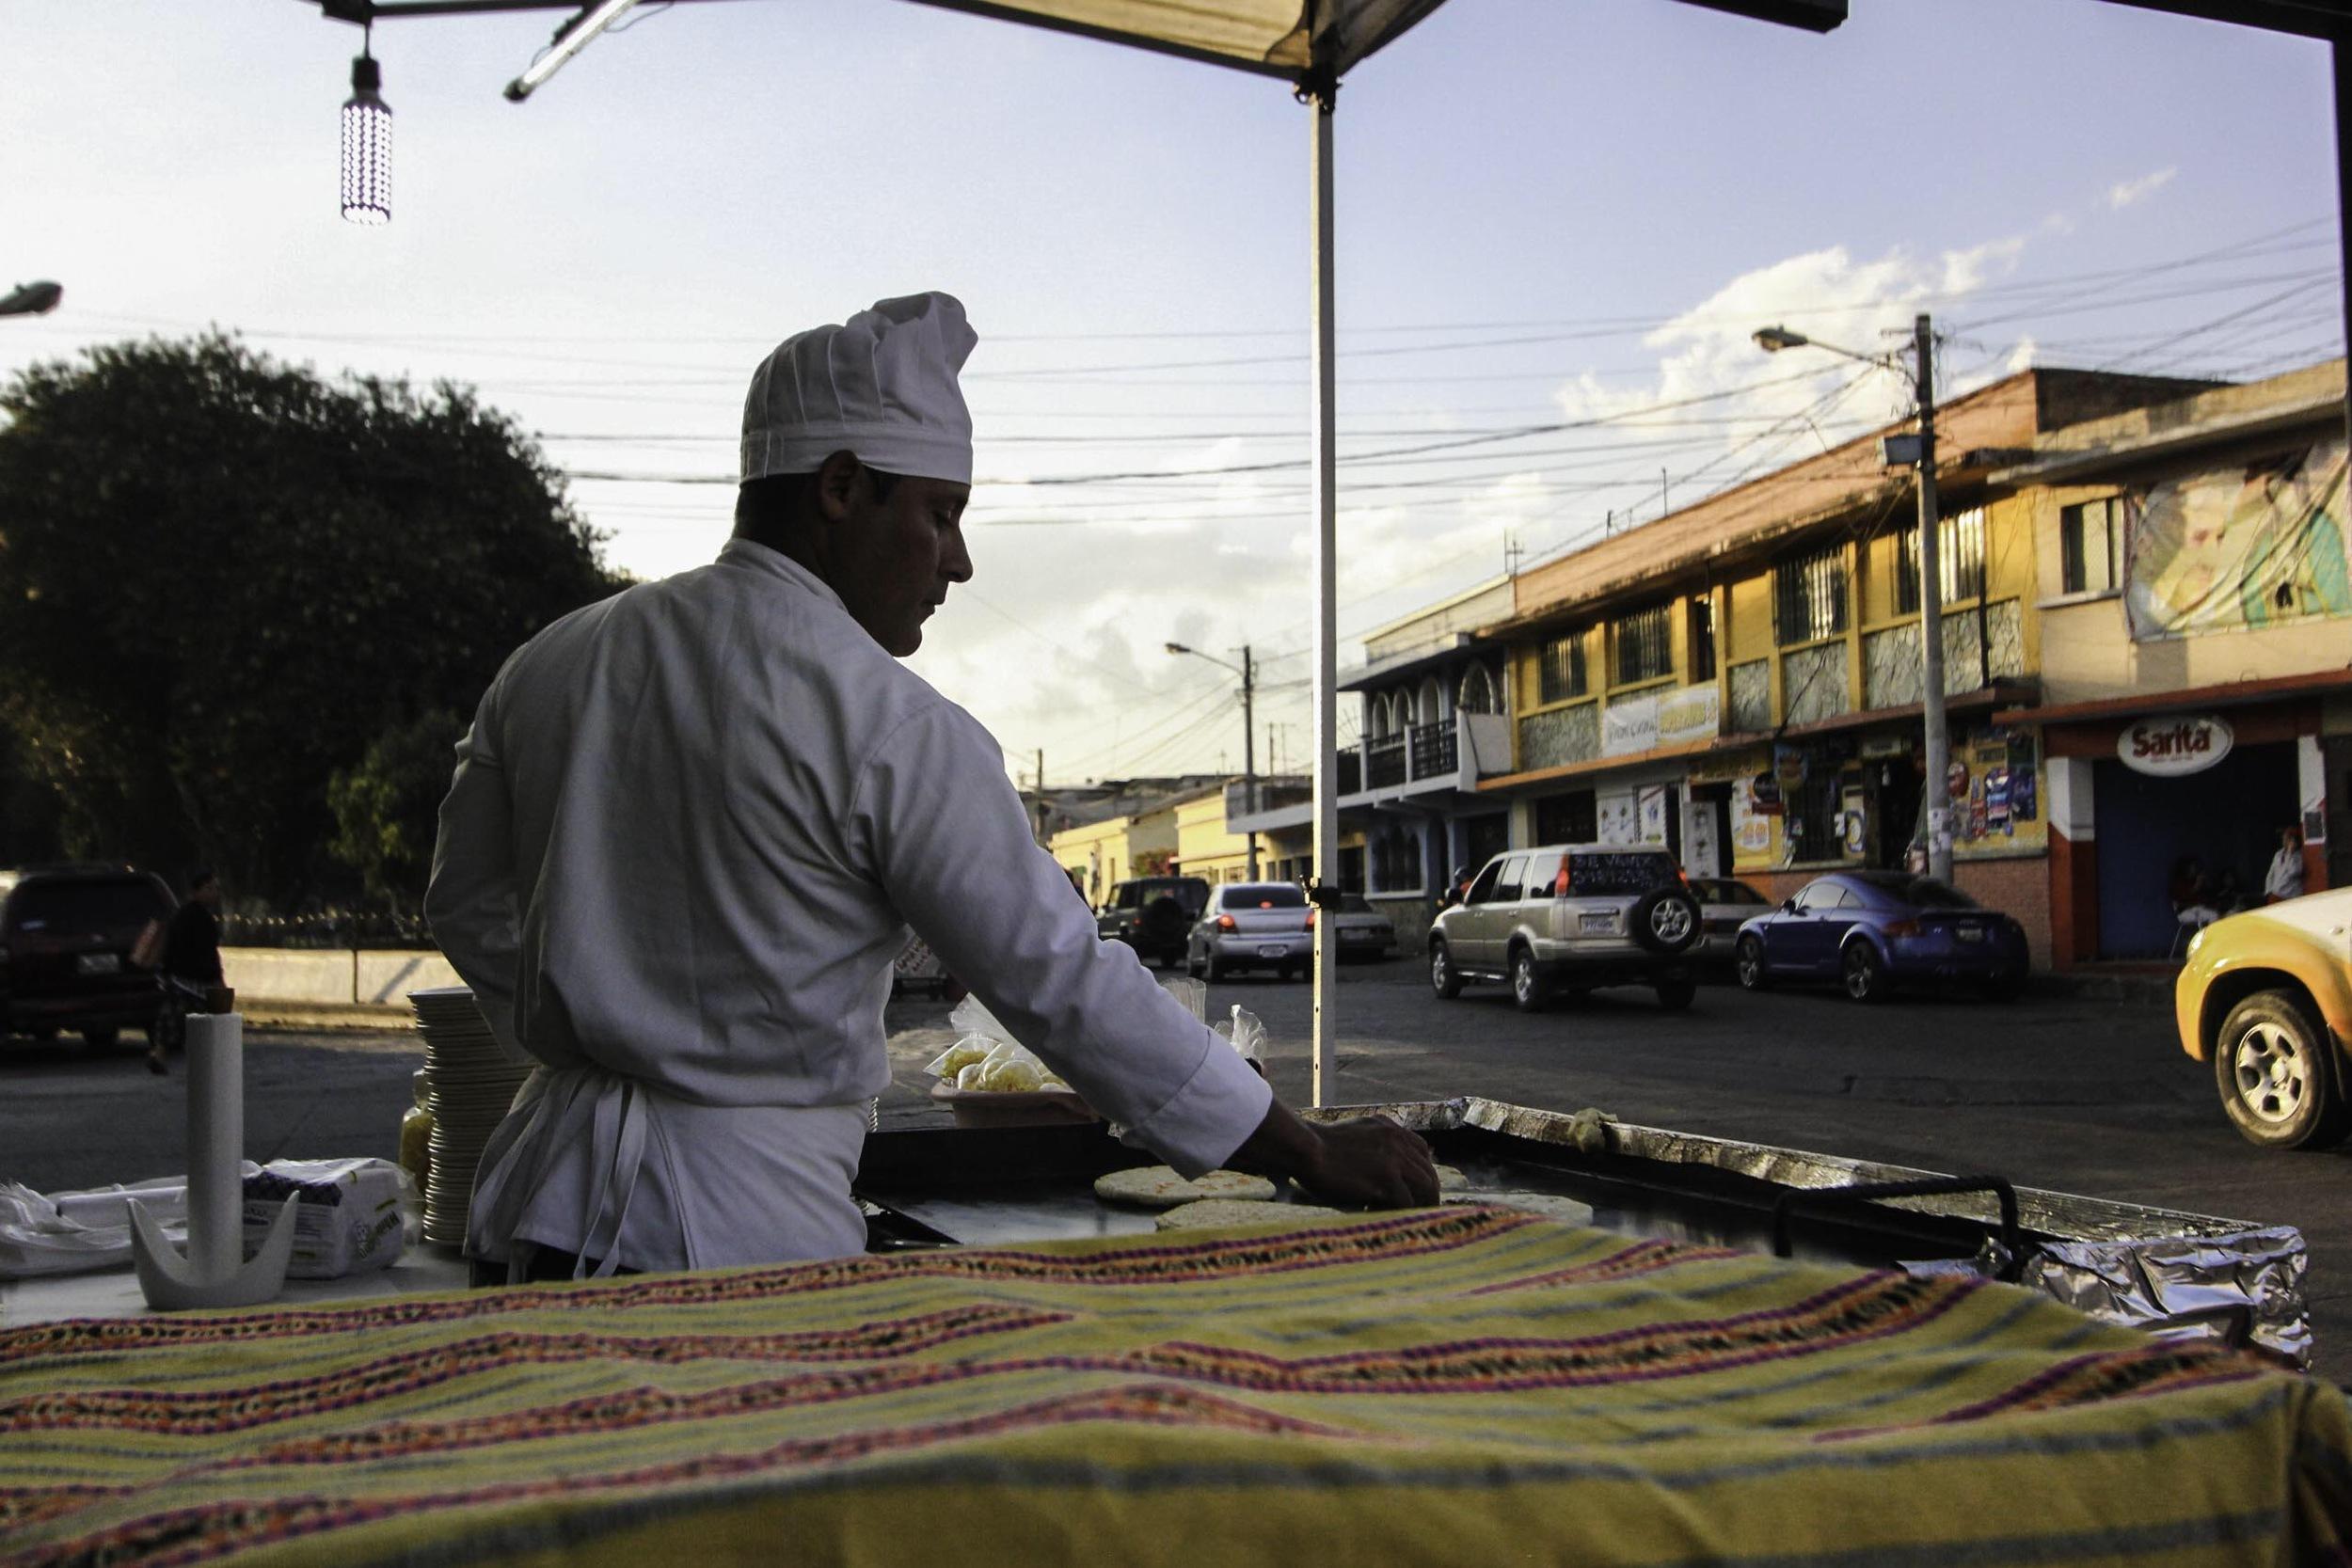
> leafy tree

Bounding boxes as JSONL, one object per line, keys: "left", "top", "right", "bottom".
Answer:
{"left": 327, "top": 708, "right": 468, "bottom": 911}
{"left": 0, "top": 334, "right": 621, "bottom": 905}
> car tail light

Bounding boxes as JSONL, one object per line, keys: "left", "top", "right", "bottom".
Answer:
{"left": 1552, "top": 863, "right": 1571, "bottom": 897}
{"left": 1305, "top": 909, "right": 1316, "bottom": 929}
{"left": 1885, "top": 919, "right": 1921, "bottom": 939}
{"left": 1216, "top": 915, "right": 1237, "bottom": 932}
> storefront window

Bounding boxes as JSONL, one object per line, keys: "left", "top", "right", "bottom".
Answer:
{"left": 1534, "top": 788, "right": 1598, "bottom": 845}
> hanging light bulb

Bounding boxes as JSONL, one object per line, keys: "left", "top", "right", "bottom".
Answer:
{"left": 341, "top": 37, "right": 391, "bottom": 226}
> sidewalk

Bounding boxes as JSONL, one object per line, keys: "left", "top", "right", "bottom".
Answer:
{"left": 245, "top": 1002, "right": 413, "bottom": 1032}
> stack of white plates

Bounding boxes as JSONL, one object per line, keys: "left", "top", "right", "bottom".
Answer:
{"left": 407, "top": 987, "right": 532, "bottom": 1248}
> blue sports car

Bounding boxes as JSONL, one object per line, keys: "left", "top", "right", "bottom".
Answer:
{"left": 1734, "top": 871, "right": 2028, "bottom": 1003}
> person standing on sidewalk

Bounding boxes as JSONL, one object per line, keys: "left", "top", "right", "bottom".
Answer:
{"left": 147, "top": 868, "right": 224, "bottom": 1073}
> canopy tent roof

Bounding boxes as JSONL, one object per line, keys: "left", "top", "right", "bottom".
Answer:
{"left": 898, "top": 0, "right": 1840, "bottom": 80}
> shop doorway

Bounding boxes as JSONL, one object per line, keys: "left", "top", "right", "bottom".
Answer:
{"left": 1869, "top": 754, "right": 1923, "bottom": 871}
{"left": 1686, "top": 784, "right": 1733, "bottom": 879}
{"left": 2092, "top": 741, "right": 2297, "bottom": 958}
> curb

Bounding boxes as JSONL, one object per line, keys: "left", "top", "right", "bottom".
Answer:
{"left": 2030, "top": 972, "right": 2177, "bottom": 1006}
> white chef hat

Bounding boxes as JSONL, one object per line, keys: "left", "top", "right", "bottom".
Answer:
{"left": 739, "top": 292, "right": 977, "bottom": 488}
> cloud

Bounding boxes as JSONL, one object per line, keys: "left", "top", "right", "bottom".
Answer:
{"left": 2106, "top": 166, "right": 2176, "bottom": 210}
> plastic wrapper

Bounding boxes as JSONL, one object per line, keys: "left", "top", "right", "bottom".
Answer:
{"left": 1212, "top": 1004, "right": 1266, "bottom": 1073}
{"left": 927, "top": 997, "right": 1068, "bottom": 1093}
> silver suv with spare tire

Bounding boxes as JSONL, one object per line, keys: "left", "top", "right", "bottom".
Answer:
{"left": 1428, "top": 844, "right": 1701, "bottom": 1012}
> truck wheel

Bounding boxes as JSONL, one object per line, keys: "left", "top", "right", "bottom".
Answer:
{"left": 1509, "top": 945, "right": 1549, "bottom": 1013}
{"left": 1631, "top": 889, "right": 1700, "bottom": 955}
{"left": 2215, "top": 990, "right": 2352, "bottom": 1149}
{"left": 1736, "top": 935, "right": 1772, "bottom": 991}
{"left": 1429, "top": 939, "right": 1462, "bottom": 1000}
{"left": 1840, "top": 942, "right": 1885, "bottom": 1003}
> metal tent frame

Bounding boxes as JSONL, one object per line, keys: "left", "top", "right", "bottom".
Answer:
{"left": 304, "top": 0, "right": 2352, "bottom": 1102}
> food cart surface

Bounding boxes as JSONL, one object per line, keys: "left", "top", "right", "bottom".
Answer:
{"left": 4, "top": 1199, "right": 2347, "bottom": 1568}
{"left": 1, "top": 1101, "right": 2336, "bottom": 1566}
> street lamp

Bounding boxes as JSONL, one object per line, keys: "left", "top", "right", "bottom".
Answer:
{"left": 1166, "top": 641, "right": 1260, "bottom": 879}
{"left": 1755, "top": 313, "right": 1952, "bottom": 883}
{"left": 341, "top": 40, "right": 392, "bottom": 226}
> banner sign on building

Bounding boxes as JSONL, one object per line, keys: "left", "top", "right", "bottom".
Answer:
{"left": 2126, "top": 437, "right": 2352, "bottom": 641}
{"left": 2118, "top": 714, "right": 2233, "bottom": 778}
{"left": 1602, "top": 683, "right": 1721, "bottom": 758}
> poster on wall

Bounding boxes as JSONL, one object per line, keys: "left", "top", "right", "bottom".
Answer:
{"left": 2126, "top": 437, "right": 2352, "bottom": 641}
{"left": 1597, "top": 790, "right": 1637, "bottom": 846}
{"left": 1685, "top": 800, "right": 1722, "bottom": 878}
{"left": 1636, "top": 785, "right": 1670, "bottom": 847}
{"left": 1731, "top": 782, "right": 1772, "bottom": 857}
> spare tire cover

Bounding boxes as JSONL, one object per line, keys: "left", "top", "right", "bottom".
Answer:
{"left": 1630, "top": 888, "right": 1700, "bottom": 955}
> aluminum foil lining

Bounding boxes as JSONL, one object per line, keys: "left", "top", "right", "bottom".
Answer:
{"left": 2019, "top": 1227, "right": 2311, "bottom": 1370}
{"left": 1306, "top": 1098, "right": 2310, "bottom": 1365}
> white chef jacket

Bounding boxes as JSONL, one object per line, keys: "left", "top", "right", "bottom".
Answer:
{"left": 427, "top": 539, "right": 1272, "bottom": 1275}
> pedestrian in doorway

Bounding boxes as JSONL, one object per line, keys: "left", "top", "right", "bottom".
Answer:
{"left": 147, "top": 868, "right": 225, "bottom": 1073}
{"left": 2265, "top": 825, "right": 2306, "bottom": 904}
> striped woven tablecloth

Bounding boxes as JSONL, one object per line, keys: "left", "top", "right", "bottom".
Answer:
{"left": 3, "top": 1206, "right": 2347, "bottom": 1567}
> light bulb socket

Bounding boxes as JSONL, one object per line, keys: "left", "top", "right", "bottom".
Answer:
{"left": 349, "top": 53, "right": 383, "bottom": 99}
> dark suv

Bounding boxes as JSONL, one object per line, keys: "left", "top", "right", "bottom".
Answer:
{"left": 1096, "top": 876, "right": 1212, "bottom": 968}
{"left": 0, "top": 864, "right": 176, "bottom": 1051}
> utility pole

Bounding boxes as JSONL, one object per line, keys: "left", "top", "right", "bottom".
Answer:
{"left": 1241, "top": 645, "right": 1259, "bottom": 879}
{"left": 1752, "top": 311, "right": 1949, "bottom": 883}
{"left": 1913, "top": 313, "right": 1951, "bottom": 884}
{"left": 1034, "top": 748, "right": 1047, "bottom": 844}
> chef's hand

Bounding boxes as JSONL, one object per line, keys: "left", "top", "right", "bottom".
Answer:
{"left": 1231, "top": 1101, "right": 1438, "bottom": 1210}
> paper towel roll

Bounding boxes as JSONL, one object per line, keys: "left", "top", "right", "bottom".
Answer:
{"left": 183, "top": 1010, "right": 243, "bottom": 1283}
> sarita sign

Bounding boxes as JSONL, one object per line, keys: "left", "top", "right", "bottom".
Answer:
{"left": 2117, "top": 715, "right": 2233, "bottom": 777}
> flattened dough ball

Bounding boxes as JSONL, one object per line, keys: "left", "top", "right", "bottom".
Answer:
{"left": 1094, "top": 1166, "right": 1278, "bottom": 1210}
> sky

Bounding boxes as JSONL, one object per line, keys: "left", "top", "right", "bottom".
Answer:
{"left": 3, "top": 0, "right": 2343, "bottom": 788}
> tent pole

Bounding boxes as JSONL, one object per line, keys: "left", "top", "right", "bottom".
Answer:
{"left": 1309, "top": 90, "right": 1338, "bottom": 1108}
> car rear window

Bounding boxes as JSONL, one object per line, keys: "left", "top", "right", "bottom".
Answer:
{"left": 1899, "top": 878, "right": 1979, "bottom": 910}
{"left": 1566, "top": 852, "right": 1679, "bottom": 895}
{"left": 1221, "top": 884, "right": 1305, "bottom": 909}
{"left": 1693, "top": 879, "right": 1766, "bottom": 904}
{"left": 1339, "top": 894, "right": 1375, "bottom": 913}
{"left": 8, "top": 879, "right": 170, "bottom": 934}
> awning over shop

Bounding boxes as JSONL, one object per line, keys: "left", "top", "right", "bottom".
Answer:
{"left": 1995, "top": 668, "right": 2352, "bottom": 730}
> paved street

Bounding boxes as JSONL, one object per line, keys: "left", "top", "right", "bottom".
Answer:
{"left": 6, "top": 966, "right": 2346, "bottom": 1381}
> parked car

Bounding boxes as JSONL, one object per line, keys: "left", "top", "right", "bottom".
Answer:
{"left": 0, "top": 864, "right": 177, "bottom": 1052}
{"left": 1734, "top": 871, "right": 2027, "bottom": 1003}
{"left": 1328, "top": 893, "right": 1397, "bottom": 961}
{"left": 2175, "top": 887, "right": 2352, "bottom": 1150}
{"left": 1096, "top": 876, "right": 1211, "bottom": 968}
{"left": 1428, "top": 845, "right": 1701, "bottom": 1012}
{"left": 1185, "top": 881, "right": 1312, "bottom": 981}
{"left": 1688, "top": 877, "right": 1772, "bottom": 966}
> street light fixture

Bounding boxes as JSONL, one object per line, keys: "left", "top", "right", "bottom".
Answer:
{"left": 1754, "top": 314, "right": 1953, "bottom": 883}
{"left": 341, "top": 38, "right": 392, "bottom": 226}
{"left": 1166, "top": 641, "right": 1261, "bottom": 879}
{"left": 0, "top": 281, "right": 63, "bottom": 318}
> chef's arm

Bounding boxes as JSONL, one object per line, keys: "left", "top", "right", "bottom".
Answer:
{"left": 861, "top": 705, "right": 1435, "bottom": 1203}
{"left": 424, "top": 719, "right": 525, "bottom": 1061}
{"left": 1228, "top": 1100, "right": 1438, "bottom": 1210}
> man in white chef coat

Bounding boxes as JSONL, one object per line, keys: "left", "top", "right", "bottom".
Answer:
{"left": 428, "top": 293, "right": 1435, "bottom": 1282}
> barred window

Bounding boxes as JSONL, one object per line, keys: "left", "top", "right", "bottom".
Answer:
{"left": 1896, "top": 507, "right": 1988, "bottom": 612}
{"left": 1774, "top": 545, "right": 1848, "bottom": 646}
{"left": 1537, "top": 632, "right": 1588, "bottom": 705}
{"left": 1613, "top": 603, "right": 1673, "bottom": 685}
{"left": 1688, "top": 596, "right": 1717, "bottom": 683}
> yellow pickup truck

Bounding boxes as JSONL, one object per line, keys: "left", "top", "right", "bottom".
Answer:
{"left": 2176, "top": 886, "right": 2352, "bottom": 1148}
